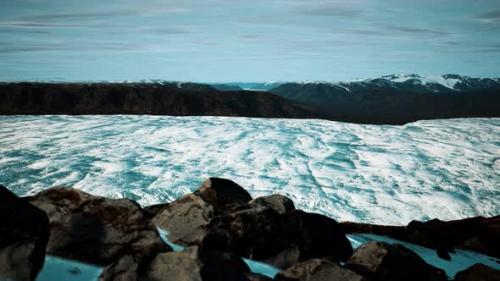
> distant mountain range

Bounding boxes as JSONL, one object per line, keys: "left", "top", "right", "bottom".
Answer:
{"left": 265, "top": 74, "right": 500, "bottom": 124}
{"left": 1, "top": 74, "right": 499, "bottom": 124}
{"left": 210, "top": 74, "right": 500, "bottom": 124}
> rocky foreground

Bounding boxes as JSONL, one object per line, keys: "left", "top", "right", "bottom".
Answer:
{"left": 1, "top": 178, "right": 499, "bottom": 281}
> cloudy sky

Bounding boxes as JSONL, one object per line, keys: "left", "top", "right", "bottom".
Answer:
{"left": 1, "top": 0, "right": 500, "bottom": 82}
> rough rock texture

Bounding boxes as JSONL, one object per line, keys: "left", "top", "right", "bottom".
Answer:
{"left": 152, "top": 179, "right": 351, "bottom": 269}
{"left": 198, "top": 207, "right": 353, "bottom": 269}
{"left": 152, "top": 178, "right": 252, "bottom": 244}
{"left": 249, "top": 194, "right": 295, "bottom": 215}
{"left": 0, "top": 82, "right": 318, "bottom": 119}
{"left": 153, "top": 194, "right": 215, "bottom": 244}
{"left": 341, "top": 216, "right": 500, "bottom": 259}
{"left": 347, "top": 241, "right": 447, "bottom": 281}
{"left": 194, "top": 178, "right": 252, "bottom": 214}
{"left": 28, "top": 187, "right": 169, "bottom": 265}
{"left": 453, "top": 263, "right": 500, "bottom": 281}
{"left": 0, "top": 185, "right": 49, "bottom": 281}
{"left": 100, "top": 246, "right": 254, "bottom": 281}
{"left": 276, "top": 259, "right": 367, "bottom": 281}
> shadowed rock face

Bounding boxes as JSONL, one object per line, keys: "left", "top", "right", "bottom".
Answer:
{"left": 27, "top": 188, "right": 170, "bottom": 266}
{"left": 276, "top": 259, "right": 367, "bottom": 281}
{"left": 0, "top": 186, "right": 49, "bottom": 281}
{"left": 453, "top": 263, "right": 500, "bottom": 281}
{"left": 152, "top": 178, "right": 252, "bottom": 244}
{"left": 99, "top": 246, "right": 257, "bottom": 281}
{"left": 340, "top": 216, "right": 500, "bottom": 259}
{"left": 152, "top": 179, "right": 353, "bottom": 269}
{"left": 347, "top": 241, "right": 447, "bottom": 281}
{"left": 0, "top": 82, "right": 318, "bottom": 119}
{"left": 193, "top": 207, "right": 353, "bottom": 269}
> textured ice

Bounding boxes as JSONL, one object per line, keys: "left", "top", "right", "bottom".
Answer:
{"left": 0, "top": 115, "right": 499, "bottom": 225}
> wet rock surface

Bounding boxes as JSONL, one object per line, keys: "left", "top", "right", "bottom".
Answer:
{"left": 0, "top": 185, "right": 49, "bottom": 281}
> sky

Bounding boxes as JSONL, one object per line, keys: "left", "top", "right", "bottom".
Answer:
{"left": 1, "top": 0, "right": 500, "bottom": 82}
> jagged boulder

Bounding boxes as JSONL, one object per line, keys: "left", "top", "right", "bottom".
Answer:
{"left": 28, "top": 188, "right": 169, "bottom": 265}
{"left": 249, "top": 194, "right": 295, "bottom": 214}
{"left": 275, "top": 259, "right": 367, "bottom": 281}
{"left": 100, "top": 246, "right": 255, "bottom": 281}
{"left": 454, "top": 263, "right": 500, "bottom": 281}
{"left": 347, "top": 241, "right": 447, "bottom": 281}
{"left": 198, "top": 206, "right": 353, "bottom": 269}
{"left": 194, "top": 178, "right": 252, "bottom": 213}
{"left": 152, "top": 178, "right": 252, "bottom": 244}
{"left": 153, "top": 194, "right": 215, "bottom": 244}
{"left": 0, "top": 185, "right": 49, "bottom": 281}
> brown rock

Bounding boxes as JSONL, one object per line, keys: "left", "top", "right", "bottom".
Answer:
{"left": 199, "top": 207, "right": 353, "bottom": 269}
{"left": 347, "top": 241, "right": 447, "bottom": 281}
{"left": 28, "top": 188, "right": 169, "bottom": 265}
{"left": 152, "top": 178, "right": 252, "bottom": 245}
{"left": 276, "top": 259, "right": 367, "bottom": 281}
{"left": 249, "top": 194, "right": 295, "bottom": 215}
{"left": 100, "top": 246, "right": 254, "bottom": 281}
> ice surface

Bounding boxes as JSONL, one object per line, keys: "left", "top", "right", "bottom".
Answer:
{"left": 0, "top": 115, "right": 499, "bottom": 225}
{"left": 36, "top": 256, "right": 101, "bottom": 281}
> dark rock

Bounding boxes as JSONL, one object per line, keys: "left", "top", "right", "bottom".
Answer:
{"left": 100, "top": 246, "right": 253, "bottom": 281}
{"left": 341, "top": 216, "right": 500, "bottom": 259}
{"left": 437, "top": 248, "right": 451, "bottom": 261}
{"left": 275, "top": 259, "right": 367, "bottom": 281}
{"left": 194, "top": 178, "right": 253, "bottom": 214}
{"left": 347, "top": 241, "right": 447, "bottom": 281}
{"left": 28, "top": 187, "right": 169, "bottom": 266}
{"left": 0, "top": 185, "right": 49, "bottom": 281}
{"left": 245, "top": 273, "right": 274, "bottom": 281}
{"left": 143, "top": 202, "right": 168, "bottom": 217}
{"left": 249, "top": 194, "right": 295, "bottom": 214}
{"left": 198, "top": 207, "right": 353, "bottom": 269}
{"left": 152, "top": 178, "right": 252, "bottom": 244}
{"left": 454, "top": 263, "right": 500, "bottom": 281}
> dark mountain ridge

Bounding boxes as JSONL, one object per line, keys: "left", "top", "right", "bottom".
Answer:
{"left": 1, "top": 74, "right": 499, "bottom": 124}
{"left": 0, "top": 82, "right": 318, "bottom": 119}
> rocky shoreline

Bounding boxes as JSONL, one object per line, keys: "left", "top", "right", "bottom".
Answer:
{"left": 1, "top": 178, "right": 499, "bottom": 281}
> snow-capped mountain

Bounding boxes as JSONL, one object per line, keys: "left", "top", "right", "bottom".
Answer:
{"left": 268, "top": 74, "right": 500, "bottom": 124}
{"left": 359, "top": 74, "right": 500, "bottom": 92}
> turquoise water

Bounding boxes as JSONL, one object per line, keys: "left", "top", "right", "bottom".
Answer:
{"left": 1, "top": 115, "right": 499, "bottom": 225}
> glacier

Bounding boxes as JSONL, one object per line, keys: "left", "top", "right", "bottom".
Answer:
{"left": 0, "top": 115, "right": 498, "bottom": 225}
